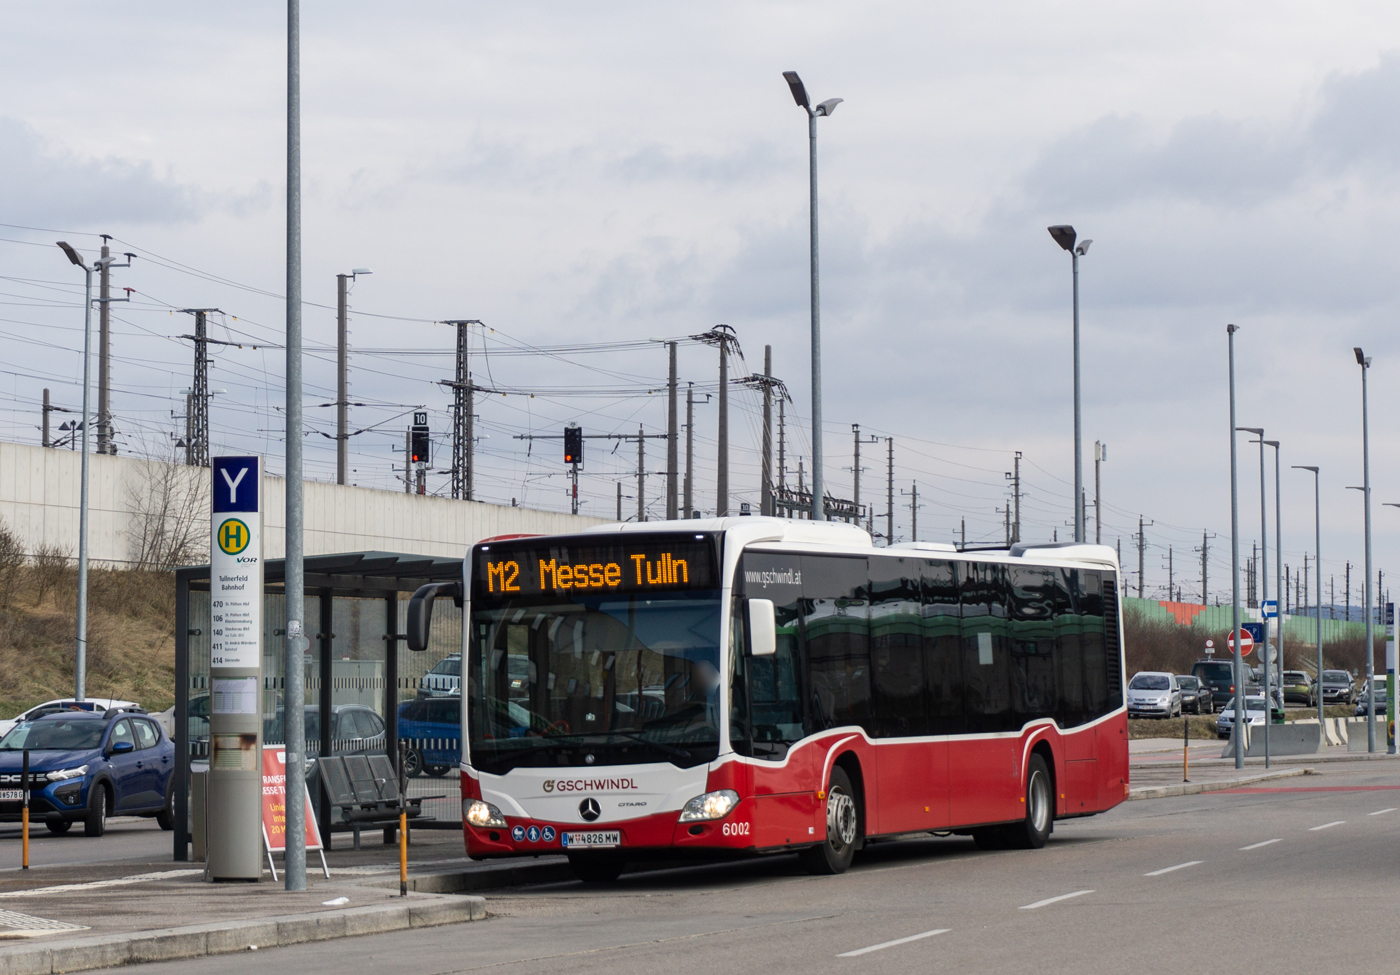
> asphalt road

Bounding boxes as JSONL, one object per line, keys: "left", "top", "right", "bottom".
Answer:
{"left": 93, "top": 762, "right": 1400, "bottom": 973}
{"left": 0, "top": 816, "right": 171, "bottom": 870}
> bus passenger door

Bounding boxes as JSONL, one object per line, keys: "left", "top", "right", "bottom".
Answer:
{"left": 950, "top": 562, "right": 1019, "bottom": 826}
{"left": 871, "top": 556, "right": 947, "bottom": 832}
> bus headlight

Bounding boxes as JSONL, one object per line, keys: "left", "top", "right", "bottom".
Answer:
{"left": 464, "top": 799, "right": 507, "bottom": 828}
{"left": 678, "top": 789, "right": 739, "bottom": 822}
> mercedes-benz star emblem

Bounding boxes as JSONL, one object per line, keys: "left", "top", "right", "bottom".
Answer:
{"left": 579, "top": 797, "right": 601, "bottom": 822}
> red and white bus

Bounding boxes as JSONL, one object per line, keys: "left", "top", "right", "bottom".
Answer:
{"left": 407, "top": 518, "right": 1128, "bottom": 881}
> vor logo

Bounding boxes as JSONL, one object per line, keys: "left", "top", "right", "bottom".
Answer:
{"left": 542, "top": 780, "right": 555, "bottom": 793}
{"left": 579, "top": 797, "right": 601, "bottom": 822}
{"left": 218, "top": 518, "right": 251, "bottom": 555}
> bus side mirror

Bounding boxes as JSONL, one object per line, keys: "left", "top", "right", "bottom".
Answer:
{"left": 747, "top": 598, "right": 776, "bottom": 657}
{"left": 407, "top": 582, "right": 462, "bottom": 652}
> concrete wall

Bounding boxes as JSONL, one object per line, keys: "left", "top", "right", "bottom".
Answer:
{"left": 1123, "top": 596, "right": 1366, "bottom": 644}
{"left": 0, "top": 441, "right": 605, "bottom": 565}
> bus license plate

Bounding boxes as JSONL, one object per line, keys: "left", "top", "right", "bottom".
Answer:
{"left": 0, "top": 790, "right": 22, "bottom": 801}
{"left": 562, "top": 830, "right": 620, "bottom": 849}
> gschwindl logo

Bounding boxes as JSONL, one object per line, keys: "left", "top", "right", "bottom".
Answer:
{"left": 218, "top": 519, "right": 250, "bottom": 556}
{"left": 542, "top": 780, "right": 555, "bottom": 793}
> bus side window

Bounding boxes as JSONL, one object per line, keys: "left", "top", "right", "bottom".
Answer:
{"left": 733, "top": 553, "right": 804, "bottom": 758}
{"left": 869, "top": 557, "right": 926, "bottom": 737}
{"left": 922, "top": 558, "right": 965, "bottom": 735}
{"left": 961, "top": 561, "right": 1012, "bottom": 732}
{"left": 1009, "top": 566, "right": 1059, "bottom": 724}
{"left": 801, "top": 555, "right": 871, "bottom": 734}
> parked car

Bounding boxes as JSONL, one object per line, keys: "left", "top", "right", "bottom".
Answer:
{"left": 1321, "top": 670, "right": 1355, "bottom": 705}
{"left": 1128, "top": 672, "right": 1182, "bottom": 718}
{"left": 153, "top": 693, "right": 210, "bottom": 743}
{"left": 1216, "top": 694, "right": 1284, "bottom": 740}
{"left": 0, "top": 698, "right": 140, "bottom": 738}
{"left": 397, "top": 696, "right": 460, "bottom": 777}
{"left": 0, "top": 707, "right": 174, "bottom": 836}
{"left": 1191, "top": 660, "right": 1238, "bottom": 708}
{"left": 1280, "top": 671, "right": 1317, "bottom": 706}
{"left": 419, "top": 654, "right": 462, "bottom": 697}
{"left": 1354, "top": 681, "right": 1391, "bottom": 717}
{"left": 264, "top": 704, "right": 386, "bottom": 756}
{"left": 1175, "top": 675, "right": 1213, "bottom": 714}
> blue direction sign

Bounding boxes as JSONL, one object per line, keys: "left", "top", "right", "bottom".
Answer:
{"left": 1261, "top": 599, "right": 1278, "bottom": 619}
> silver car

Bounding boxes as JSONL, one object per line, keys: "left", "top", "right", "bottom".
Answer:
{"left": 1127, "top": 672, "right": 1182, "bottom": 719}
{"left": 1217, "top": 695, "right": 1273, "bottom": 739}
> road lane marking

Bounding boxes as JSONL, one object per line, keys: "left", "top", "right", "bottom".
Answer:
{"left": 1369, "top": 808, "right": 1396, "bottom": 816}
{"left": 837, "top": 928, "right": 950, "bottom": 957}
{"left": 1217, "top": 785, "right": 1400, "bottom": 794}
{"left": 0, "top": 870, "right": 203, "bottom": 899}
{"left": 1143, "top": 861, "right": 1202, "bottom": 876}
{"left": 1308, "top": 821, "right": 1345, "bottom": 831}
{"left": 1240, "top": 839, "right": 1281, "bottom": 851}
{"left": 1020, "top": 890, "right": 1094, "bottom": 910}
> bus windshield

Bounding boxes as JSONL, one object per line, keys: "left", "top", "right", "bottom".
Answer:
{"left": 468, "top": 591, "right": 722, "bottom": 772}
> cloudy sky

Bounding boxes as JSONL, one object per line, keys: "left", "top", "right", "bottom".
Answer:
{"left": 4, "top": 1, "right": 1400, "bottom": 609}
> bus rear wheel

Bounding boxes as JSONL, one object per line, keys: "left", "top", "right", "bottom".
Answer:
{"left": 798, "top": 766, "right": 860, "bottom": 875}
{"left": 567, "top": 852, "right": 626, "bottom": 883}
{"left": 1004, "top": 754, "right": 1053, "bottom": 850}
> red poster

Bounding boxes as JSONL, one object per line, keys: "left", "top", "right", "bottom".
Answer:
{"left": 261, "top": 745, "right": 323, "bottom": 853}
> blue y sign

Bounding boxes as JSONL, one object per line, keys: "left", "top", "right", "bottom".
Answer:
{"left": 213, "top": 456, "right": 259, "bottom": 513}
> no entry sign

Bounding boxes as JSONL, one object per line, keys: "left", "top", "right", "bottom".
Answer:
{"left": 1227, "top": 629, "right": 1255, "bottom": 654}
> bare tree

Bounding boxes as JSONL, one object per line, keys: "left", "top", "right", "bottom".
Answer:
{"left": 30, "top": 543, "right": 71, "bottom": 606}
{"left": 123, "top": 437, "right": 207, "bottom": 570}
{"left": 0, "top": 518, "right": 22, "bottom": 609}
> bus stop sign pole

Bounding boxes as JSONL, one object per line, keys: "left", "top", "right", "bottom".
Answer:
{"left": 208, "top": 456, "right": 264, "bottom": 881}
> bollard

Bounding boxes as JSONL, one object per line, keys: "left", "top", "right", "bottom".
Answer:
{"left": 398, "top": 740, "right": 408, "bottom": 897}
{"left": 21, "top": 748, "right": 29, "bottom": 870}
{"left": 1183, "top": 716, "right": 1190, "bottom": 783}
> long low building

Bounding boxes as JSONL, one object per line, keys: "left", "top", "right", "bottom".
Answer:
{"left": 0, "top": 440, "right": 604, "bottom": 566}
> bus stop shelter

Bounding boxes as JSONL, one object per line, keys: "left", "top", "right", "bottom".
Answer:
{"left": 172, "top": 551, "right": 464, "bottom": 860}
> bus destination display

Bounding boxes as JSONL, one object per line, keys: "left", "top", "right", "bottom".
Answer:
{"left": 474, "top": 537, "right": 716, "bottom": 599}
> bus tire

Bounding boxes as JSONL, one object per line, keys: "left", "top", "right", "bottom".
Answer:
{"left": 1005, "top": 754, "right": 1053, "bottom": 850}
{"left": 567, "top": 852, "right": 626, "bottom": 883}
{"left": 798, "top": 766, "right": 860, "bottom": 875}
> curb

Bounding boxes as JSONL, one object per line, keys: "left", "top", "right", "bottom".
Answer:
{"left": 1128, "top": 767, "right": 1311, "bottom": 800}
{"left": 1132, "top": 750, "right": 1399, "bottom": 770}
{"left": 0, "top": 893, "right": 485, "bottom": 975}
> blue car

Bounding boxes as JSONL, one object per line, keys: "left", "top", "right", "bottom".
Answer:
{"left": 397, "top": 697, "right": 460, "bottom": 777}
{"left": 0, "top": 707, "right": 174, "bottom": 836}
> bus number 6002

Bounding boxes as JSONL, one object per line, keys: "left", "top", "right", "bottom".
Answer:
{"left": 722, "top": 822, "right": 750, "bottom": 837}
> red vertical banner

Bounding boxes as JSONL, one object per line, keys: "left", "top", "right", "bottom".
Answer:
{"left": 262, "top": 745, "right": 322, "bottom": 853}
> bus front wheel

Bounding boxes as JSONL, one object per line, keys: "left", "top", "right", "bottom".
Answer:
{"left": 799, "top": 766, "right": 861, "bottom": 875}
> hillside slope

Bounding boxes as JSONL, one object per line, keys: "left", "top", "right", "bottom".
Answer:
{"left": 0, "top": 563, "right": 176, "bottom": 720}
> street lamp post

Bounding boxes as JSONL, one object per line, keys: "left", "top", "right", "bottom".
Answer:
{"left": 1352, "top": 346, "right": 1375, "bottom": 752}
{"left": 1048, "top": 226, "right": 1092, "bottom": 542}
{"left": 783, "top": 71, "right": 841, "bottom": 522}
{"left": 1297, "top": 467, "right": 1323, "bottom": 724}
{"left": 1264, "top": 439, "right": 1282, "bottom": 766}
{"left": 1239, "top": 427, "right": 1270, "bottom": 767}
{"left": 55, "top": 242, "right": 94, "bottom": 702}
{"left": 1227, "top": 325, "right": 1245, "bottom": 769}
